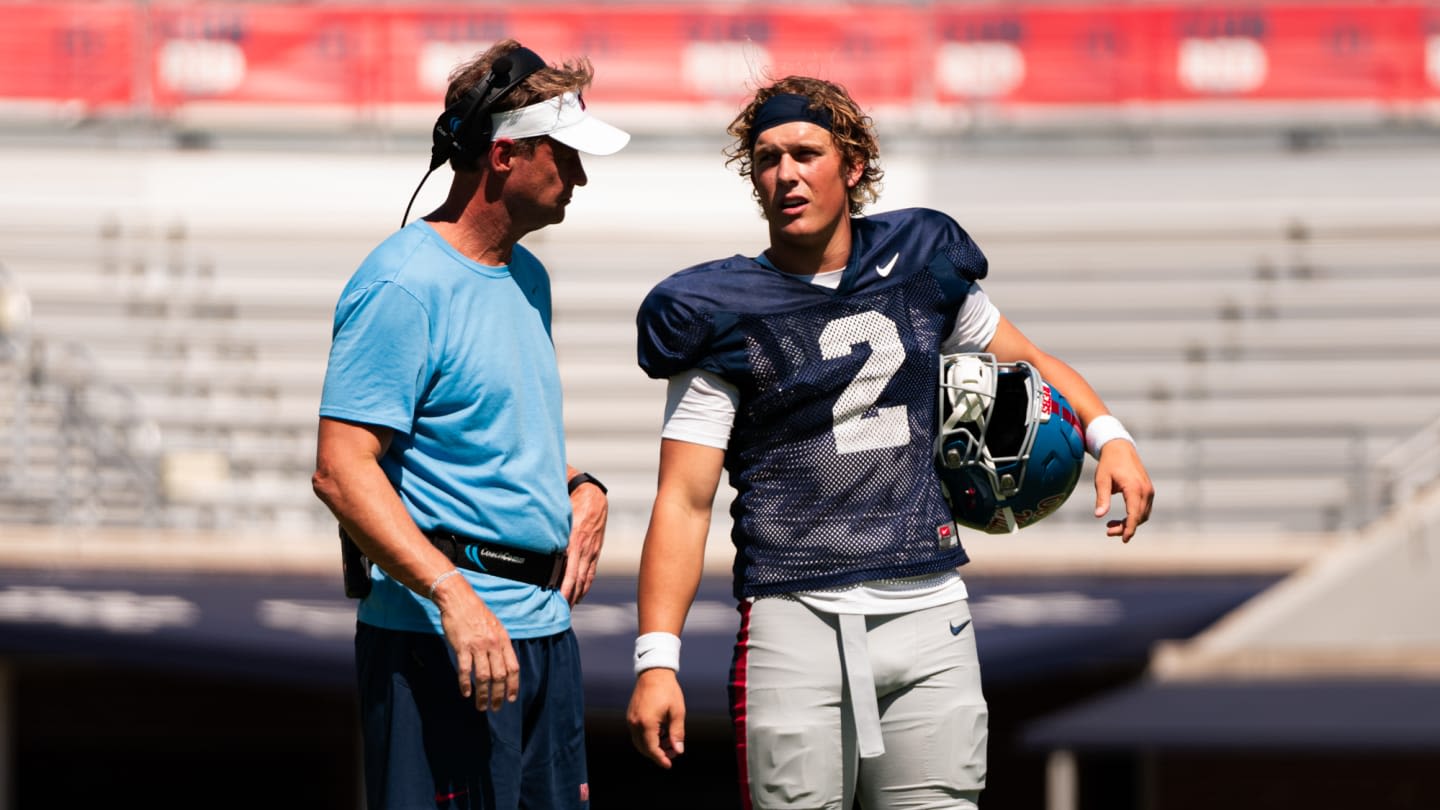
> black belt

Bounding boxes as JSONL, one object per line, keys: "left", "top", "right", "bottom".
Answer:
{"left": 425, "top": 531, "right": 567, "bottom": 590}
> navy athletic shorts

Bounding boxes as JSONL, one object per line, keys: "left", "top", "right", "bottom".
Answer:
{"left": 355, "top": 622, "right": 589, "bottom": 810}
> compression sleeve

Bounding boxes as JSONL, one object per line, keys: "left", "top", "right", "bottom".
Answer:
{"left": 660, "top": 369, "right": 738, "bottom": 449}
{"left": 940, "top": 287, "right": 1000, "bottom": 354}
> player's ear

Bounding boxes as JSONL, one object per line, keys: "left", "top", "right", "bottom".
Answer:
{"left": 844, "top": 157, "right": 863, "bottom": 188}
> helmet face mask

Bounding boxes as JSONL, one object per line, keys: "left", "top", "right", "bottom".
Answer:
{"left": 935, "top": 353, "right": 1085, "bottom": 534}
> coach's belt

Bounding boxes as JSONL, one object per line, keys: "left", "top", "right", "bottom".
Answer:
{"left": 424, "top": 531, "right": 566, "bottom": 590}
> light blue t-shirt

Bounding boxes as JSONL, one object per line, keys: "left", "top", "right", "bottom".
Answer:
{"left": 319, "top": 220, "right": 571, "bottom": 638}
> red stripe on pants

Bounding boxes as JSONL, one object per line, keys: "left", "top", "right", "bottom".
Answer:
{"left": 729, "top": 600, "right": 754, "bottom": 810}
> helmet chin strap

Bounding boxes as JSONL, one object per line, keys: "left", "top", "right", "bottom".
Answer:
{"left": 999, "top": 506, "right": 1018, "bottom": 534}
{"left": 943, "top": 354, "right": 994, "bottom": 426}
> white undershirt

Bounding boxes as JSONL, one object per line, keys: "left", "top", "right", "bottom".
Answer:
{"left": 661, "top": 262, "right": 1001, "bottom": 614}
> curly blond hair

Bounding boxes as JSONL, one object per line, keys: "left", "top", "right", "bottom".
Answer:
{"left": 723, "top": 76, "right": 884, "bottom": 216}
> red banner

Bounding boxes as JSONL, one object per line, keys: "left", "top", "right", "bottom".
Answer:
{"left": 0, "top": 2, "right": 1435, "bottom": 116}
{"left": 0, "top": 3, "right": 136, "bottom": 111}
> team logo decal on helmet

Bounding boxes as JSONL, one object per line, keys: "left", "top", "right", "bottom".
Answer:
{"left": 935, "top": 353, "right": 1085, "bottom": 534}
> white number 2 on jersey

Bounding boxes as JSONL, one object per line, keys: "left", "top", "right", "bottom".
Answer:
{"left": 819, "top": 311, "right": 910, "bottom": 454}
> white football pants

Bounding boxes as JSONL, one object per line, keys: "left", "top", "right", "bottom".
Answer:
{"left": 730, "top": 596, "right": 988, "bottom": 809}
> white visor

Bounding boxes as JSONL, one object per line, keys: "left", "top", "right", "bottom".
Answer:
{"left": 489, "top": 91, "right": 630, "bottom": 156}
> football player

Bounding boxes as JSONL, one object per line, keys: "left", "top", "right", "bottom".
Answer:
{"left": 625, "top": 76, "right": 1153, "bottom": 808}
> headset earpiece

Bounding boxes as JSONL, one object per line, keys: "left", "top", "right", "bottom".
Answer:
{"left": 405, "top": 45, "right": 547, "bottom": 228}
{"left": 429, "top": 46, "right": 546, "bottom": 171}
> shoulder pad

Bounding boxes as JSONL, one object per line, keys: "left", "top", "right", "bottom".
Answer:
{"left": 635, "top": 285, "right": 715, "bottom": 380}
{"left": 932, "top": 236, "right": 988, "bottom": 282}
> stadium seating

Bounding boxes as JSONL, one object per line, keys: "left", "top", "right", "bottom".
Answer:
{"left": 1, "top": 144, "right": 1436, "bottom": 557}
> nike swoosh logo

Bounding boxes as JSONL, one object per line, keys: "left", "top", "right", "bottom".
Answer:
{"left": 949, "top": 619, "right": 972, "bottom": 636}
{"left": 875, "top": 253, "right": 899, "bottom": 277}
{"left": 637, "top": 649, "right": 652, "bottom": 658}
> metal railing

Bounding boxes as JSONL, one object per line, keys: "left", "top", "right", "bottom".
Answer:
{"left": 1371, "top": 415, "right": 1440, "bottom": 515}
{"left": 1, "top": 286, "right": 163, "bottom": 528}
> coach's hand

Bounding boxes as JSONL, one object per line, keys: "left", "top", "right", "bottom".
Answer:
{"left": 627, "top": 668, "right": 687, "bottom": 768}
{"left": 1094, "top": 439, "right": 1154, "bottom": 543}
{"left": 432, "top": 577, "right": 520, "bottom": 712}
{"left": 564, "top": 481, "right": 608, "bottom": 606}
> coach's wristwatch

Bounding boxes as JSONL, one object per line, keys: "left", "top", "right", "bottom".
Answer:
{"left": 567, "top": 471, "right": 608, "bottom": 495}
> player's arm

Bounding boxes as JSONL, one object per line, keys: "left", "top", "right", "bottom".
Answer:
{"left": 626, "top": 437, "right": 725, "bottom": 768}
{"left": 983, "top": 316, "right": 1154, "bottom": 541}
{"left": 312, "top": 417, "right": 520, "bottom": 711}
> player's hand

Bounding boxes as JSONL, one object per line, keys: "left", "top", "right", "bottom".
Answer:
{"left": 433, "top": 578, "right": 520, "bottom": 712}
{"left": 1093, "top": 440, "right": 1154, "bottom": 543}
{"left": 627, "top": 668, "right": 687, "bottom": 768}
{"left": 563, "top": 481, "right": 608, "bottom": 606}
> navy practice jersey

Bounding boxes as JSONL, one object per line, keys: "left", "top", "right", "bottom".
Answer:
{"left": 636, "top": 208, "right": 989, "bottom": 599}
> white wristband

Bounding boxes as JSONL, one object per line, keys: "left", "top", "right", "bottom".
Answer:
{"left": 1085, "top": 415, "right": 1135, "bottom": 460}
{"left": 634, "top": 631, "right": 682, "bottom": 675}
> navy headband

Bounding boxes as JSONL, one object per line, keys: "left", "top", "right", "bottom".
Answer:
{"left": 750, "top": 93, "right": 834, "bottom": 147}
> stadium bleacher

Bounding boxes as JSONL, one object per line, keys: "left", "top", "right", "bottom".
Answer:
{"left": 1, "top": 136, "right": 1437, "bottom": 554}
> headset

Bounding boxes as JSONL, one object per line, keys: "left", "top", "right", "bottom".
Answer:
{"left": 401, "top": 45, "right": 548, "bottom": 227}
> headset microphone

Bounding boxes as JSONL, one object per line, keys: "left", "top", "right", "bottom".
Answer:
{"left": 401, "top": 46, "right": 547, "bottom": 229}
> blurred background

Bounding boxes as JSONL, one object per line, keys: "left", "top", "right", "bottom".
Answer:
{"left": 1, "top": 1, "right": 1439, "bottom": 808}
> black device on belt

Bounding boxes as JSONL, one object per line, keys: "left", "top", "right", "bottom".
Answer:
{"left": 338, "top": 526, "right": 566, "bottom": 599}
{"left": 425, "top": 530, "right": 567, "bottom": 590}
{"left": 339, "top": 526, "right": 373, "bottom": 599}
